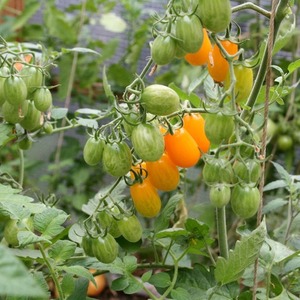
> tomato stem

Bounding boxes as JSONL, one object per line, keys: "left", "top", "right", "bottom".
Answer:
{"left": 232, "top": 2, "right": 271, "bottom": 18}
{"left": 18, "top": 148, "right": 24, "bottom": 187}
{"left": 216, "top": 206, "right": 228, "bottom": 259}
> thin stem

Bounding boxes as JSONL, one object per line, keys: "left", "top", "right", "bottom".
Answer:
{"left": 284, "top": 194, "right": 293, "bottom": 244}
{"left": 18, "top": 149, "right": 24, "bottom": 187}
{"left": 38, "top": 243, "right": 64, "bottom": 300}
{"left": 232, "top": 2, "right": 271, "bottom": 18}
{"left": 216, "top": 207, "right": 228, "bottom": 259}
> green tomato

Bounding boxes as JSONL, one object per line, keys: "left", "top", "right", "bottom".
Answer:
{"left": 97, "top": 211, "right": 121, "bottom": 238}
{"left": 19, "top": 101, "right": 42, "bottom": 132}
{"left": 18, "top": 137, "right": 33, "bottom": 150}
{"left": 277, "top": 135, "right": 293, "bottom": 151}
{"left": 0, "top": 66, "right": 10, "bottom": 106}
{"left": 117, "top": 215, "right": 143, "bottom": 243}
{"left": 209, "top": 184, "right": 231, "bottom": 208}
{"left": 43, "top": 122, "right": 54, "bottom": 134}
{"left": 83, "top": 137, "right": 105, "bottom": 166}
{"left": 81, "top": 235, "right": 95, "bottom": 257}
{"left": 4, "top": 75, "right": 28, "bottom": 106}
{"left": 151, "top": 35, "right": 177, "bottom": 65}
{"left": 131, "top": 123, "right": 164, "bottom": 161}
{"left": 231, "top": 185, "right": 260, "bottom": 219}
{"left": 102, "top": 142, "right": 132, "bottom": 177}
{"left": 2, "top": 100, "right": 29, "bottom": 124}
{"left": 20, "top": 66, "right": 43, "bottom": 95}
{"left": 233, "top": 159, "right": 261, "bottom": 185}
{"left": 32, "top": 87, "right": 52, "bottom": 112}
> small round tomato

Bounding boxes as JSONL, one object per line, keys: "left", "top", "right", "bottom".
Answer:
{"left": 277, "top": 135, "right": 293, "bottom": 151}
{"left": 141, "top": 84, "right": 180, "bottom": 116}
{"left": 209, "top": 184, "right": 231, "bottom": 208}
{"left": 102, "top": 142, "right": 132, "bottom": 177}
{"left": 43, "top": 122, "right": 54, "bottom": 134}
{"left": 131, "top": 123, "right": 165, "bottom": 162}
{"left": 117, "top": 215, "right": 143, "bottom": 243}
{"left": 207, "top": 40, "right": 238, "bottom": 83}
{"left": 87, "top": 270, "right": 106, "bottom": 297}
{"left": 146, "top": 152, "right": 180, "bottom": 191}
{"left": 83, "top": 137, "right": 105, "bottom": 166}
{"left": 151, "top": 35, "right": 177, "bottom": 65}
{"left": 204, "top": 112, "right": 234, "bottom": 146}
{"left": 183, "top": 113, "right": 210, "bottom": 153}
{"left": 130, "top": 179, "right": 161, "bottom": 217}
{"left": 164, "top": 127, "right": 201, "bottom": 168}
{"left": 231, "top": 185, "right": 260, "bottom": 219}
{"left": 184, "top": 29, "right": 212, "bottom": 66}
{"left": 224, "top": 65, "right": 254, "bottom": 104}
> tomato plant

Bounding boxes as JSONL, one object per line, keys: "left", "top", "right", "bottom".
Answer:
{"left": 4, "top": 75, "right": 28, "bottom": 106}
{"left": 209, "top": 184, "right": 231, "bottom": 208}
{"left": 117, "top": 215, "right": 143, "bottom": 243}
{"left": 83, "top": 137, "right": 105, "bottom": 166}
{"left": 151, "top": 35, "right": 177, "bottom": 66}
{"left": 32, "top": 86, "right": 53, "bottom": 112}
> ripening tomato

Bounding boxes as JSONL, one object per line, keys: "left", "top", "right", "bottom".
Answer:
{"left": 207, "top": 40, "right": 238, "bottom": 83}
{"left": 87, "top": 270, "right": 106, "bottom": 297}
{"left": 184, "top": 29, "right": 212, "bottom": 66}
{"left": 130, "top": 179, "right": 161, "bottom": 218}
{"left": 183, "top": 113, "right": 210, "bottom": 153}
{"left": 164, "top": 127, "right": 201, "bottom": 168}
{"left": 14, "top": 54, "right": 32, "bottom": 71}
{"left": 146, "top": 152, "right": 180, "bottom": 191}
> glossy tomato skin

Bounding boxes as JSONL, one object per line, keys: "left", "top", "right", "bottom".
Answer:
{"left": 130, "top": 179, "right": 162, "bottom": 217}
{"left": 196, "top": 0, "right": 231, "bottom": 33}
{"left": 209, "top": 184, "right": 231, "bottom": 208}
{"left": 233, "top": 159, "right": 261, "bottom": 185}
{"left": 183, "top": 113, "right": 210, "bottom": 153}
{"left": 20, "top": 66, "right": 43, "bottom": 96}
{"left": 141, "top": 84, "right": 180, "bottom": 116}
{"left": 117, "top": 215, "right": 143, "bottom": 243}
{"left": 224, "top": 65, "right": 253, "bottom": 104}
{"left": 277, "top": 135, "right": 293, "bottom": 151}
{"left": 82, "top": 235, "right": 95, "bottom": 257}
{"left": 4, "top": 75, "right": 28, "bottom": 106}
{"left": 175, "top": 14, "right": 203, "bottom": 53}
{"left": 184, "top": 28, "right": 212, "bottom": 66}
{"left": 204, "top": 112, "right": 234, "bottom": 146}
{"left": 151, "top": 35, "right": 177, "bottom": 65}
{"left": 131, "top": 123, "right": 165, "bottom": 162}
{"left": 102, "top": 142, "right": 132, "bottom": 177}
{"left": 32, "top": 87, "right": 53, "bottom": 112}
{"left": 2, "top": 100, "right": 29, "bottom": 124}
{"left": 87, "top": 270, "right": 106, "bottom": 297}
{"left": 83, "top": 137, "right": 105, "bottom": 166}
{"left": 208, "top": 40, "right": 238, "bottom": 83}
{"left": 19, "top": 101, "right": 42, "bottom": 131}
{"left": 231, "top": 185, "right": 260, "bottom": 219}
{"left": 92, "top": 234, "right": 119, "bottom": 264}
{"left": 0, "top": 66, "right": 10, "bottom": 106}
{"left": 146, "top": 153, "right": 180, "bottom": 191}
{"left": 164, "top": 127, "right": 201, "bottom": 168}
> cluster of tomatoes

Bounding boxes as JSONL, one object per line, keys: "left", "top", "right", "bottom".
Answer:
{"left": 0, "top": 54, "right": 53, "bottom": 149}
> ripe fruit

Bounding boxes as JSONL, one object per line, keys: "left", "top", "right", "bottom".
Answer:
{"left": 141, "top": 84, "right": 180, "bottom": 116}
{"left": 87, "top": 270, "right": 106, "bottom": 297}
{"left": 164, "top": 127, "right": 201, "bottom": 168}
{"left": 208, "top": 40, "right": 238, "bottom": 83}
{"left": 151, "top": 35, "right": 177, "bottom": 65}
{"left": 184, "top": 29, "right": 212, "bottom": 66}
{"left": 183, "top": 113, "right": 210, "bottom": 153}
{"left": 146, "top": 153, "right": 180, "bottom": 191}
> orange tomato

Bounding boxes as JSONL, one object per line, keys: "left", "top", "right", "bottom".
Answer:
{"left": 146, "top": 152, "right": 180, "bottom": 191}
{"left": 183, "top": 113, "right": 210, "bottom": 153}
{"left": 184, "top": 29, "right": 212, "bottom": 66}
{"left": 131, "top": 162, "right": 147, "bottom": 180}
{"left": 14, "top": 54, "right": 33, "bottom": 71}
{"left": 87, "top": 270, "right": 106, "bottom": 297}
{"left": 207, "top": 40, "right": 238, "bottom": 83}
{"left": 164, "top": 127, "right": 201, "bottom": 168}
{"left": 130, "top": 178, "right": 161, "bottom": 218}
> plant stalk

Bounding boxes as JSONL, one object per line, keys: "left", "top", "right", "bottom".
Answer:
{"left": 18, "top": 149, "right": 24, "bottom": 187}
{"left": 216, "top": 207, "right": 229, "bottom": 259}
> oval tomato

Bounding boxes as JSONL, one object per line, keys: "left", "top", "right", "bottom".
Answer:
{"left": 4, "top": 75, "right": 28, "bottom": 106}
{"left": 231, "top": 185, "right": 260, "bottom": 219}
{"left": 196, "top": 0, "right": 231, "bottom": 33}
{"left": 151, "top": 35, "right": 177, "bottom": 65}
{"left": 0, "top": 66, "right": 10, "bottom": 106}
{"left": 2, "top": 100, "right": 29, "bottom": 124}
{"left": 91, "top": 234, "right": 119, "bottom": 264}
{"left": 122, "top": 110, "right": 140, "bottom": 137}
{"left": 117, "top": 215, "right": 143, "bottom": 243}
{"left": 130, "top": 178, "right": 162, "bottom": 217}
{"left": 175, "top": 14, "right": 203, "bottom": 53}
{"left": 97, "top": 210, "right": 121, "bottom": 238}
{"left": 164, "top": 127, "right": 201, "bottom": 168}
{"left": 208, "top": 40, "right": 238, "bottom": 83}
{"left": 82, "top": 235, "right": 95, "bottom": 257}
{"left": 184, "top": 29, "right": 212, "bottom": 66}
{"left": 204, "top": 112, "right": 234, "bottom": 146}
{"left": 146, "top": 152, "right": 180, "bottom": 191}
{"left": 43, "top": 122, "right": 54, "bottom": 134}
{"left": 233, "top": 159, "right": 261, "bottom": 185}
{"left": 19, "top": 101, "right": 42, "bottom": 131}
{"left": 20, "top": 66, "right": 43, "bottom": 95}
{"left": 83, "top": 137, "right": 105, "bottom": 166}
{"left": 102, "top": 142, "right": 132, "bottom": 177}
{"left": 131, "top": 123, "right": 164, "bottom": 161}
{"left": 32, "top": 87, "right": 53, "bottom": 112}
{"left": 87, "top": 270, "right": 106, "bottom": 297}
{"left": 224, "top": 65, "right": 254, "bottom": 104}
{"left": 183, "top": 113, "right": 210, "bottom": 153}
{"left": 141, "top": 84, "right": 180, "bottom": 116}
{"left": 209, "top": 184, "right": 231, "bottom": 208}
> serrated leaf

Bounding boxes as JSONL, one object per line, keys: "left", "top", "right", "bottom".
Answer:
{"left": 34, "top": 208, "right": 69, "bottom": 239}
{"left": 123, "top": 255, "right": 138, "bottom": 273}
{"left": 76, "top": 117, "right": 99, "bottom": 129}
{"left": 265, "top": 238, "right": 294, "bottom": 263}
{"left": 48, "top": 240, "right": 77, "bottom": 263}
{"left": 51, "top": 108, "right": 68, "bottom": 119}
{"left": 75, "top": 108, "right": 103, "bottom": 115}
{"left": 141, "top": 270, "right": 152, "bottom": 282}
{"left": 262, "top": 198, "right": 288, "bottom": 214}
{"left": 18, "top": 231, "right": 51, "bottom": 247}
{"left": 215, "top": 220, "right": 267, "bottom": 285}
{"left": 123, "top": 275, "right": 143, "bottom": 295}
{"left": 171, "top": 287, "right": 191, "bottom": 300}
{"left": 58, "top": 266, "right": 94, "bottom": 283}
{"left": 61, "top": 273, "right": 75, "bottom": 297}
{"left": 155, "top": 228, "right": 188, "bottom": 239}
{"left": 272, "top": 162, "right": 292, "bottom": 185}
{"left": 0, "top": 245, "right": 47, "bottom": 298}
{"left": 111, "top": 276, "right": 129, "bottom": 291}
{"left": 168, "top": 83, "right": 201, "bottom": 107}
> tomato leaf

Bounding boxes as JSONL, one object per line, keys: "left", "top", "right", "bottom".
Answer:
{"left": 48, "top": 240, "right": 77, "bottom": 263}
{"left": 0, "top": 244, "right": 48, "bottom": 298}
{"left": 148, "top": 272, "right": 171, "bottom": 288}
{"left": 288, "top": 58, "right": 300, "bottom": 74}
{"left": 111, "top": 276, "right": 130, "bottom": 291}
{"left": 123, "top": 275, "right": 143, "bottom": 294}
{"left": 141, "top": 270, "right": 152, "bottom": 283}
{"left": 76, "top": 117, "right": 99, "bottom": 129}
{"left": 215, "top": 219, "right": 267, "bottom": 285}
{"left": 58, "top": 265, "right": 95, "bottom": 284}
{"left": 0, "top": 123, "right": 15, "bottom": 148}
{"left": 51, "top": 107, "right": 68, "bottom": 119}
{"left": 18, "top": 231, "right": 51, "bottom": 247}
{"left": 155, "top": 228, "right": 189, "bottom": 239}
{"left": 171, "top": 287, "right": 191, "bottom": 300}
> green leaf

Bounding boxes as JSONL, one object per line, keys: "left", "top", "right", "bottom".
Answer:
{"left": 154, "top": 193, "right": 183, "bottom": 232}
{"left": 51, "top": 107, "right": 68, "bottom": 119}
{"left": 65, "top": 277, "right": 89, "bottom": 300}
{"left": 262, "top": 198, "right": 288, "bottom": 214}
{"left": 18, "top": 231, "right": 51, "bottom": 247}
{"left": 272, "top": 162, "right": 292, "bottom": 185}
{"left": 169, "top": 83, "right": 201, "bottom": 107}
{"left": 155, "top": 228, "right": 189, "bottom": 240}
{"left": 0, "top": 123, "right": 15, "bottom": 148}
{"left": 123, "top": 275, "right": 143, "bottom": 295}
{"left": 149, "top": 272, "right": 171, "bottom": 288}
{"left": 0, "top": 245, "right": 47, "bottom": 298}
{"left": 34, "top": 208, "right": 69, "bottom": 239}
{"left": 288, "top": 59, "right": 300, "bottom": 74}
{"left": 62, "top": 47, "right": 100, "bottom": 55}
{"left": 171, "top": 287, "right": 191, "bottom": 300}
{"left": 48, "top": 240, "right": 77, "bottom": 263}
{"left": 111, "top": 276, "right": 129, "bottom": 291}
{"left": 215, "top": 220, "right": 267, "bottom": 285}
{"left": 75, "top": 108, "right": 103, "bottom": 116}
{"left": 141, "top": 270, "right": 152, "bottom": 283}
{"left": 100, "top": 13, "right": 127, "bottom": 33}
{"left": 76, "top": 117, "right": 99, "bottom": 129}
{"left": 264, "top": 238, "right": 294, "bottom": 263}
{"left": 61, "top": 273, "right": 75, "bottom": 297}
{"left": 58, "top": 266, "right": 94, "bottom": 283}
{"left": 263, "top": 179, "right": 287, "bottom": 192}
